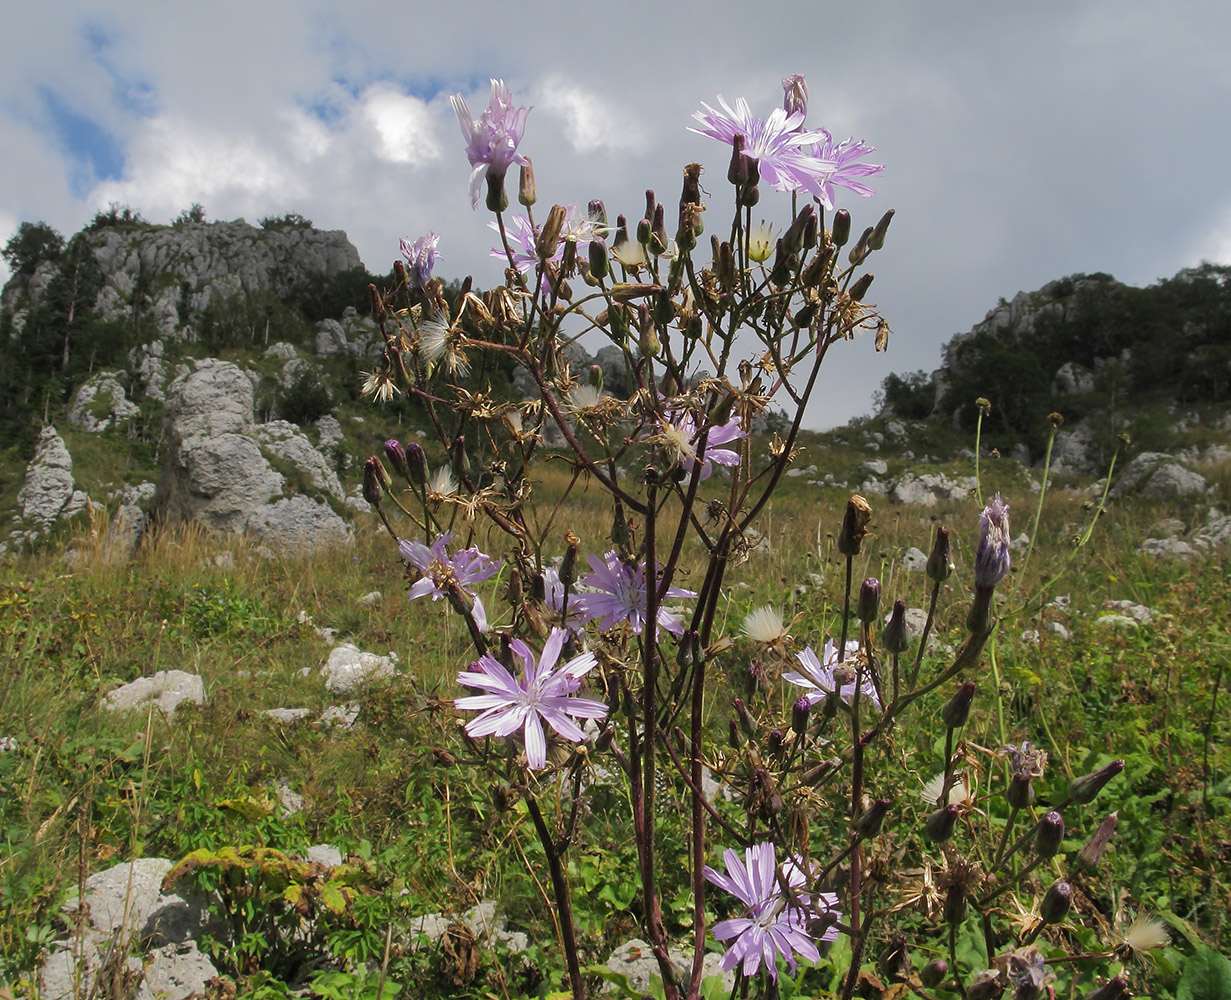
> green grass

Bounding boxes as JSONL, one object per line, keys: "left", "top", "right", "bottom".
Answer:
{"left": 1, "top": 450, "right": 1228, "bottom": 998}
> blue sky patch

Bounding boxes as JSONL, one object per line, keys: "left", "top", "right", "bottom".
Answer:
{"left": 38, "top": 88, "right": 126, "bottom": 198}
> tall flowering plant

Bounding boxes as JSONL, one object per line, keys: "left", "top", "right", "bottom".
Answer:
{"left": 360, "top": 76, "right": 1140, "bottom": 1000}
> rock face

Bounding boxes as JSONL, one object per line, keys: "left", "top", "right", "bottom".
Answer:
{"left": 17, "top": 426, "right": 80, "bottom": 527}
{"left": 1109, "top": 451, "right": 1207, "bottom": 500}
{"left": 68, "top": 370, "right": 141, "bottom": 432}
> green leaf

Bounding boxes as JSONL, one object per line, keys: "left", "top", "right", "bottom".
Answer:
{"left": 1178, "top": 945, "right": 1231, "bottom": 1000}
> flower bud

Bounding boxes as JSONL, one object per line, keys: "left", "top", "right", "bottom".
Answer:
{"left": 728, "top": 717, "right": 745, "bottom": 749}
{"left": 802, "top": 209, "right": 818, "bottom": 251}
{"left": 651, "top": 202, "right": 668, "bottom": 257}
{"left": 717, "top": 240, "right": 736, "bottom": 290}
{"left": 791, "top": 696, "right": 811, "bottom": 737}
{"left": 450, "top": 434, "right": 469, "bottom": 480}
{"left": 587, "top": 198, "right": 607, "bottom": 227}
{"left": 941, "top": 681, "right": 977, "bottom": 728}
{"left": 802, "top": 759, "right": 839, "bottom": 785}
{"left": 1007, "top": 773, "right": 1034, "bottom": 810}
{"left": 837, "top": 495, "right": 873, "bottom": 557}
{"left": 781, "top": 204, "right": 815, "bottom": 257}
{"left": 368, "top": 282, "right": 386, "bottom": 322}
{"left": 857, "top": 797, "right": 892, "bottom": 839}
{"left": 1034, "top": 811, "right": 1064, "bottom": 859}
{"left": 848, "top": 225, "right": 873, "bottom": 264}
{"left": 858, "top": 577, "right": 881, "bottom": 624}
{"left": 384, "top": 439, "right": 409, "bottom": 480}
{"left": 753, "top": 766, "right": 783, "bottom": 815}
{"left": 1083, "top": 976, "right": 1129, "bottom": 1000}
{"left": 739, "top": 158, "right": 760, "bottom": 207}
{"left": 927, "top": 525, "right": 953, "bottom": 583}
{"left": 594, "top": 725, "right": 615, "bottom": 753}
{"left": 404, "top": 441, "right": 427, "bottom": 487}
{"left": 518, "top": 158, "right": 536, "bottom": 207}
{"left": 925, "top": 803, "right": 960, "bottom": 844}
{"left": 848, "top": 272, "right": 875, "bottom": 302}
{"left": 920, "top": 960, "right": 948, "bottom": 989}
{"left": 1075, "top": 812, "right": 1118, "bottom": 872}
{"left": 560, "top": 539, "right": 579, "bottom": 589}
{"left": 867, "top": 208, "right": 895, "bottom": 251}
{"left": 734, "top": 698, "right": 758, "bottom": 740}
{"left": 974, "top": 494, "right": 1012, "bottom": 590}
{"left": 644, "top": 188, "right": 656, "bottom": 223}
{"left": 727, "top": 135, "right": 748, "bottom": 186}
{"left": 966, "top": 970, "right": 1006, "bottom": 1000}
{"left": 588, "top": 237, "right": 609, "bottom": 279}
{"left": 362, "top": 456, "right": 385, "bottom": 506}
{"left": 1067, "top": 759, "right": 1124, "bottom": 806}
{"left": 485, "top": 171, "right": 509, "bottom": 214}
{"left": 883, "top": 599, "right": 909, "bottom": 654}
{"left": 769, "top": 241, "right": 794, "bottom": 287}
{"left": 506, "top": 566, "right": 523, "bottom": 607}
{"left": 943, "top": 883, "right": 967, "bottom": 926}
{"left": 831, "top": 209, "right": 851, "bottom": 248}
{"left": 536, "top": 204, "right": 567, "bottom": 261}
{"left": 782, "top": 73, "right": 808, "bottom": 119}
{"left": 636, "top": 216, "right": 652, "bottom": 247}
{"left": 1039, "top": 879, "right": 1073, "bottom": 925}
{"left": 766, "top": 728, "right": 786, "bottom": 760}
{"left": 530, "top": 572, "right": 546, "bottom": 603}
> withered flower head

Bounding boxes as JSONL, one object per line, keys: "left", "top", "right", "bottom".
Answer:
{"left": 837, "top": 494, "right": 873, "bottom": 557}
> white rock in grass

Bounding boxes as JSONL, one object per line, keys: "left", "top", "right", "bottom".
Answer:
{"left": 319, "top": 703, "right": 360, "bottom": 729}
{"left": 1046, "top": 622, "right": 1071, "bottom": 640}
{"left": 605, "top": 938, "right": 732, "bottom": 995}
{"left": 1104, "top": 600, "right": 1156, "bottom": 623}
{"left": 104, "top": 671, "right": 205, "bottom": 716}
{"left": 264, "top": 707, "right": 312, "bottom": 724}
{"left": 320, "top": 643, "right": 397, "bottom": 694}
{"left": 1094, "top": 614, "right": 1141, "bottom": 630}
{"left": 900, "top": 546, "right": 928, "bottom": 572}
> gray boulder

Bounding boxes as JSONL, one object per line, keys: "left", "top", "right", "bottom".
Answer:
{"left": 247, "top": 495, "right": 352, "bottom": 553}
{"left": 1049, "top": 421, "right": 1098, "bottom": 476}
{"left": 104, "top": 671, "right": 205, "bottom": 716}
{"left": 1110, "top": 451, "right": 1206, "bottom": 499}
{"left": 68, "top": 371, "right": 140, "bottom": 432}
{"left": 255, "top": 420, "right": 345, "bottom": 500}
{"left": 17, "top": 426, "right": 88, "bottom": 528}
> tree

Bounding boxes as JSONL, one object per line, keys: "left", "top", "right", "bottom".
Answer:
{"left": 2, "top": 221, "right": 65, "bottom": 278}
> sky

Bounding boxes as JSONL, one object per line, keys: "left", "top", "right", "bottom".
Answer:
{"left": 3, "top": 1, "right": 1230, "bottom": 429}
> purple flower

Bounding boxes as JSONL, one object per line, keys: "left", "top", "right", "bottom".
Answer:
{"left": 489, "top": 213, "right": 554, "bottom": 274}
{"left": 781, "top": 73, "right": 808, "bottom": 121}
{"left": 704, "top": 841, "right": 838, "bottom": 981}
{"left": 690, "top": 94, "right": 837, "bottom": 201}
{"left": 455, "top": 628, "right": 608, "bottom": 769}
{"left": 974, "top": 492, "right": 1011, "bottom": 589}
{"left": 804, "top": 128, "right": 884, "bottom": 210}
{"left": 450, "top": 78, "right": 531, "bottom": 210}
{"left": 654, "top": 410, "right": 745, "bottom": 480}
{"left": 398, "top": 533, "right": 501, "bottom": 632}
{"left": 542, "top": 565, "right": 588, "bottom": 634}
{"left": 784, "top": 638, "right": 882, "bottom": 712}
{"left": 576, "top": 550, "right": 697, "bottom": 637}
{"left": 399, "top": 232, "right": 440, "bottom": 291}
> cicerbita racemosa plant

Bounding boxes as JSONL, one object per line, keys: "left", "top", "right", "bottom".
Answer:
{"left": 360, "top": 74, "right": 1132, "bottom": 1000}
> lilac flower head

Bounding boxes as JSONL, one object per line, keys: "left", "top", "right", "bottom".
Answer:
{"left": 399, "top": 232, "right": 441, "bottom": 291}
{"left": 804, "top": 129, "right": 884, "bottom": 210}
{"left": 450, "top": 78, "right": 531, "bottom": 210}
{"left": 455, "top": 628, "right": 608, "bottom": 769}
{"left": 974, "top": 492, "right": 1011, "bottom": 589}
{"left": 690, "top": 94, "right": 838, "bottom": 202}
{"left": 576, "top": 550, "right": 697, "bottom": 637}
{"left": 654, "top": 410, "right": 745, "bottom": 480}
{"left": 781, "top": 73, "right": 808, "bottom": 121}
{"left": 704, "top": 841, "right": 839, "bottom": 981}
{"left": 398, "top": 532, "right": 501, "bottom": 632}
{"left": 542, "top": 565, "right": 588, "bottom": 635}
{"left": 784, "top": 638, "right": 882, "bottom": 712}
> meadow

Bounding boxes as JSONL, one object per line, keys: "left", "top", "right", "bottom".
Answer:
{"left": 1, "top": 440, "right": 1228, "bottom": 999}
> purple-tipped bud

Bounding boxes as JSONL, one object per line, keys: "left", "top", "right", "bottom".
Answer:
{"left": 1067, "top": 758, "right": 1124, "bottom": 806}
{"left": 404, "top": 441, "right": 427, "bottom": 486}
{"left": 643, "top": 188, "right": 656, "bottom": 222}
{"left": 588, "top": 199, "right": 607, "bottom": 227}
{"left": 594, "top": 725, "right": 615, "bottom": 753}
{"left": 384, "top": 439, "right": 409, "bottom": 480}
{"left": 1039, "top": 880, "right": 1073, "bottom": 925}
{"left": 753, "top": 766, "right": 783, "bottom": 814}
{"left": 362, "top": 456, "right": 384, "bottom": 506}
{"left": 559, "top": 542, "right": 578, "bottom": 589}
{"left": 943, "top": 883, "right": 967, "bottom": 926}
{"left": 727, "top": 134, "right": 748, "bottom": 186}
{"left": 883, "top": 599, "right": 909, "bottom": 654}
{"left": 974, "top": 493, "right": 1012, "bottom": 590}
{"left": 518, "top": 158, "right": 536, "bottom": 207}
{"left": 506, "top": 566, "right": 523, "bottom": 606}
{"left": 966, "top": 970, "right": 1006, "bottom": 1000}
{"left": 530, "top": 572, "right": 546, "bottom": 603}
{"left": 588, "top": 237, "right": 609, "bottom": 279}
{"left": 728, "top": 717, "right": 745, "bottom": 749}
{"left": 831, "top": 209, "right": 851, "bottom": 248}
{"left": 781, "top": 204, "right": 814, "bottom": 257}
{"left": 734, "top": 697, "right": 758, "bottom": 740}
{"left": 769, "top": 241, "right": 794, "bottom": 287}
{"left": 766, "top": 728, "right": 786, "bottom": 759}
{"left": 651, "top": 202, "right": 668, "bottom": 257}
{"left": 927, "top": 525, "right": 953, "bottom": 583}
{"left": 782, "top": 73, "right": 808, "bottom": 120}
{"left": 744, "top": 659, "right": 766, "bottom": 696}
{"left": 738, "top": 157, "right": 761, "bottom": 207}
{"left": 858, "top": 577, "right": 881, "bottom": 625}
{"left": 1083, "top": 976, "right": 1130, "bottom": 1000}
{"left": 802, "top": 209, "right": 818, "bottom": 251}
{"left": 867, "top": 208, "right": 895, "bottom": 251}
{"left": 857, "top": 797, "right": 892, "bottom": 839}
{"left": 791, "top": 696, "right": 811, "bottom": 737}
{"left": 848, "top": 225, "right": 873, "bottom": 264}
{"left": 941, "top": 681, "right": 977, "bottom": 728}
{"left": 925, "top": 803, "right": 960, "bottom": 843}
{"left": 1076, "top": 812, "right": 1118, "bottom": 872}
{"left": 1032, "top": 811, "right": 1064, "bottom": 860}
{"left": 920, "top": 960, "right": 949, "bottom": 989}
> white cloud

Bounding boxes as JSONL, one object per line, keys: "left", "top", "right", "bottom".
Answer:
{"left": 357, "top": 84, "right": 442, "bottom": 166}
{"left": 536, "top": 75, "right": 649, "bottom": 155}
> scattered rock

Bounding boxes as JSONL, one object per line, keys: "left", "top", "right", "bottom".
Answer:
{"left": 604, "top": 937, "right": 732, "bottom": 995}
{"left": 247, "top": 495, "right": 353, "bottom": 554}
{"left": 17, "top": 426, "right": 79, "bottom": 527}
{"left": 68, "top": 371, "right": 140, "bottom": 433}
{"left": 1104, "top": 600, "right": 1156, "bottom": 623}
{"left": 104, "top": 671, "right": 205, "bottom": 716}
{"left": 265, "top": 708, "right": 313, "bottom": 724}
{"left": 900, "top": 546, "right": 928, "bottom": 572}
{"left": 319, "top": 704, "right": 360, "bottom": 729}
{"left": 320, "top": 644, "right": 397, "bottom": 694}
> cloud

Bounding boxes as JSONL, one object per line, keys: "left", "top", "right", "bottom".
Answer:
{"left": 536, "top": 75, "right": 649, "bottom": 156}
{"left": 357, "top": 84, "right": 442, "bottom": 166}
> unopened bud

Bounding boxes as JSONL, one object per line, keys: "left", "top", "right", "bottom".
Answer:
{"left": 802, "top": 758, "right": 840, "bottom": 785}
{"left": 368, "top": 282, "right": 386, "bottom": 321}
{"left": 651, "top": 202, "right": 668, "bottom": 257}
{"left": 867, "top": 208, "right": 895, "bottom": 251}
{"left": 404, "top": 441, "right": 427, "bottom": 487}
{"left": 588, "top": 237, "right": 609, "bottom": 279}
{"left": 1034, "top": 811, "right": 1064, "bottom": 859}
{"left": 739, "top": 158, "right": 760, "bottom": 207}
{"left": 831, "top": 209, "right": 851, "bottom": 248}
{"left": 450, "top": 434, "right": 469, "bottom": 480}
{"left": 1075, "top": 812, "right": 1118, "bottom": 872}
{"left": 944, "top": 883, "right": 967, "bottom": 926}
{"left": 802, "top": 244, "right": 835, "bottom": 287}
{"left": 728, "top": 717, "right": 745, "bottom": 749}
{"left": 941, "top": 681, "right": 977, "bottom": 728}
{"left": 925, "top": 803, "right": 960, "bottom": 844}
{"left": 753, "top": 766, "right": 783, "bottom": 815}
{"left": 769, "top": 242, "right": 794, "bottom": 287}
{"left": 883, "top": 599, "right": 909, "bottom": 654}
{"left": 857, "top": 577, "right": 881, "bottom": 624}
{"left": 384, "top": 439, "right": 409, "bottom": 479}
{"left": 734, "top": 698, "right": 758, "bottom": 740}
{"left": 536, "top": 204, "right": 567, "bottom": 260}
{"left": 485, "top": 171, "right": 509, "bottom": 214}
{"left": 791, "top": 696, "right": 811, "bottom": 737}
{"left": 518, "top": 158, "right": 536, "bottom": 207}
{"left": 727, "top": 135, "right": 748, "bottom": 186}
{"left": 857, "top": 797, "right": 892, "bottom": 839}
{"left": 848, "top": 225, "right": 873, "bottom": 264}
{"left": 1083, "top": 976, "right": 1130, "bottom": 1000}
{"left": 781, "top": 204, "right": 814, "bottom": 257}
{"left": 920, "top": 960, "right": 948, "bottom": 989}
{"left": 848, "top": 272, "right": 875, "bottom": 302}
{"left": 966, "top": 970, "right": 1006, "bottom": 1000}
{"left": 837, "top": 495, "right": 873, "bottom": 557}
{"left": 927, "top": 525, "right": 953, "bottom": 582}
{"left": 766, "top": 728, "right": 786, "bottom": 759}
{"left": 636, "top": 217, "right": 652, "bottom": 247}
{"left": 1039, "top": 880, "right": 1073, "bottom": 925}
{"left": 1067, "top": 759, "right": 1124, "bottom": 806}
{"left": 362, "top": 456, "right": 385, "bottom": 506}
{"left": 530, "top": 572, "right": 546, "bottom": 603}
{"left": 506, "top": 567, "right": 523, "bottom": 607}
{"left": 1007, "top": 772, "right": 1035, "bottom": 810}
{"left": 560, "top": 539, "right": 579, "bottom": 589}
